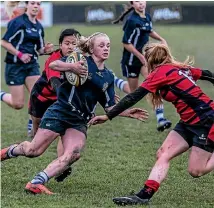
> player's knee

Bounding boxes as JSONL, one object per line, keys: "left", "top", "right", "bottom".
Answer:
{"left": 188, "top": 168, "right": 203, "bottom": 178}
{"left": 62, "top": 151, "right": 81, "bottom": 166}
{"left": 24, "top": 144, "right": 41, "bottom": 157}
{"left": 13, "top": 102, "right": 24, "bottom": 110}
{"left": 156, "top": 147, "right": 166, "bottom": 160}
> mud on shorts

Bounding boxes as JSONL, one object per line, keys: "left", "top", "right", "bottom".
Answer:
{"left": 5, "top": 62, "right": 40, "bottom": 86}
{"left": 173, "top": 114, "right": 214, "bottom": 153}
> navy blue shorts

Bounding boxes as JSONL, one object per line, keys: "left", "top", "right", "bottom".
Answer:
{"left": 39, "top": 102, "right": 87, "bottom": 136}
{"left": 5, "top": 62, "right": 40, "bottom": 86}
{"left": 173, "top": 116, "right": 214, "bottom": 153}
{"left": 121, "top": 63, "right": 142, "bottom": 78}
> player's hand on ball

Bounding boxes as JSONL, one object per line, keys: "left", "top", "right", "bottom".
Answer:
{"left": 71, "top": 61, "right": 88, "bottom": 76}
{"left": 127, "top": 108, "right": 149, "bottom": 121}
{"left": 88, "top": 115, "right": 109, "bottom": 126}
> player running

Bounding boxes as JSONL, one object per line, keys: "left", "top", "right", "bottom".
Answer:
{"left": 1, "top": 32, "right": 149, "bottom": 195}
{"left": 113, "top": 1, "right": 171, "bottom": 131}
{"left": 89, "top": 42, "right": 214, "bottom": 206}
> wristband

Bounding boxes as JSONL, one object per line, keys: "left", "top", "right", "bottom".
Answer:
{"left": 17, "top": 51, "right": 23, "bottom": 59}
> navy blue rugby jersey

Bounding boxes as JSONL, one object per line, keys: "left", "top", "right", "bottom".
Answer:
{"left": 56, "top": 56, "right": 116, "bottom": 122}
{"left": 2, "top": 13, "right": 44, "bottom": 64}
{"left": 121, "top": 11, "right": 152, "bottom": 66}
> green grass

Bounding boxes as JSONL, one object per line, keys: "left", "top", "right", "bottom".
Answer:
{"left": 1, "top": 25, "right": 214, "bottom": 208}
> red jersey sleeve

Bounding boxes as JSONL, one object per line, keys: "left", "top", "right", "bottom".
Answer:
{"left": 44, "top": 51, "right": 62, "bottom": 81}
{"left": 141, "top": 68, "right": 168, "bottom": 93}
{"left": 190, "top": 67, "right": 202, "bottom": 81}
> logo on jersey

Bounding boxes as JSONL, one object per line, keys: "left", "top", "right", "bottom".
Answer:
{"left": 102, "top": 82, "right": 109, "bottom": 92}
{"left": 88, "top": 73, "right": 93, "bottom": 80}
{"left": 26, "top": 28, "right": 32, "bottom": 33}
{"left": 199, "top": 134, "right": 207, "bottom": 141}
{"left": 178, "top": 69, "right": 196, "bottom": 85}
{"left": 96, "top": 71, "right": 103, "bottom": 78}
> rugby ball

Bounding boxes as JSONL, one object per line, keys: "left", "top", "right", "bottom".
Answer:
{"left": 65, "top": 52, "right": 88, "bottom": 86}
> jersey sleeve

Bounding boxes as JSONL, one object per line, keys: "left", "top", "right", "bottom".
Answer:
{"left": 122, "top": 19, "right": 136, "bottom": 44}
{"left": 141, "top": 69, "right": 167, "bottom": 93}
{"left": 98, "top": 82, "right": 116, "bottom": 109}
{"left": 36, "top": 27, "right": 45, "bottom": 51}
{"left": 147, "top": 13, "right": 153, "bottom": 32}
{"left": 45, "top": 54, "right": 62, "bottom": 81}
{"left": 2, "top": 19, "right": 22, "bottom": 42}
{"left": 190, "top": 67, "right": 202, "bottom": 81}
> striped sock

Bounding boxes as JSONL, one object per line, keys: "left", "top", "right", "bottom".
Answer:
{"left": 0, "top": 91, "right": 6, "bottom": 101}
{"left": 28, "top": 119, "right": 33, "bottom": 133}
{"left": 114, "top": 76, "right": 128, "bottom": 92}
{"left": 7, "top": 145, "right": 18, "bottom": 158}
{"left": 31, "top": 171, "right": 49, "bottom": 184}
{"left": 155, "top": 105, "right": 164, "bottom": 123}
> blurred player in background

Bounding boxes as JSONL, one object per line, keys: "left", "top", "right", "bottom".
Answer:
{"left": 113, "top": 1, "right": 171, "bottom": 131}
{"left": 1, "top": 1, "right": 54, "bottom": 135}
{"left": 89, "top": 43, "right": 214, "bottom": 206}
{"left": 1, "top": 32, "right": 148, "bottom": 195}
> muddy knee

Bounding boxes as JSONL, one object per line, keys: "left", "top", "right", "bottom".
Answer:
{"left": 23, "top": 143, "right": 42, "bottom": 157}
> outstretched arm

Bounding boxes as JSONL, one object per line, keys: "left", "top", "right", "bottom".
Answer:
{"left": 88, "top": 87, "right": 150, "bottom": 125}
{"left": 200, "top": 70, "right": 214, "bottom": 85}
{"left": 106, "top": 87, "right": 149, "bottom": 120}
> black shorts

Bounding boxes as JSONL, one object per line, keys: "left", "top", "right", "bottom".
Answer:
{"left": 39, "top": 102, "right": 87, "bottom": 136}
{"left": 174, "top": 117, "right": 214, "bottom": 153}
{"left": 5, "top": 62, "right": 40, "bottom": 86}
{"left": 28, "top": 93, "right": 55, "bottom": 118}
{"left": 121, "top": 63, "right": 142, "bottom": 78}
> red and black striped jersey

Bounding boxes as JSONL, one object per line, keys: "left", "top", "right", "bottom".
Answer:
{"left": 32, "top": 50, "right": 62, "bottom": 102}
{"left": 141, "top": 64, "right": 214, "bottom": 124}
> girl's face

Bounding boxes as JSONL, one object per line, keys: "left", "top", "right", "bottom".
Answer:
{"left": 91, "top": 35, "right": 110, "bottom": 61}
{"left": 26, "top": 1, "right": 41, "bottom": 17}
{"left": 60, "top": 35, "right": 77, "bottom": 57}
{"left": 132, "top": 1, "right": 146, "bottom": 13}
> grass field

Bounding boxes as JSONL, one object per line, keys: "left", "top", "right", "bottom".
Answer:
{"left": 1, "top": 24, "right": 214, "bottom": 208}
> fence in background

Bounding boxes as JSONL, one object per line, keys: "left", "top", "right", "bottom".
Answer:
{"left": 1, "top": 2, "right": 214, "bottom": 27}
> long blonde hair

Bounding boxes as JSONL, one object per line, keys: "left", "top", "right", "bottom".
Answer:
{"left": 144, "top": 43, "right": 194, "bottom": 107}
{"left": 78, "top": 32, "right": 109, "bottom": 55}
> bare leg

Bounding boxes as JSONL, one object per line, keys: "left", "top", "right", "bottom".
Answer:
{"left": 148, "top": 130, "right": 189, "bottom": 183}
{"left": 127, "top": 77, "right": 139, "bottom": 93}
{"left": 43, "top": 128, "right": 86, "bottom": 178}
{"left": 188, "top": 146, "right": 214, "bottom": 177}
{"left": 2, "top": 85, "right": 25, "bottom": 109}
{"left": 12, "top": 128, "right": 59, "bottom": 157}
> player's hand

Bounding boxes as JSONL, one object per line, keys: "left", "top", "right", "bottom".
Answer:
{"left": 161, "top": 39, "right": 168, "bottom": 46}
{"left": 44, "top": 42, "right": 54, "bottom": 54}
{"left": 139, "top": 55, "right": 147, "bottom": 66}
{"left": 71, "top": 61, "right": 88, "bottom": 76}
{"left": 126, "top": 108, "right": 149, "bottom": 122}
{"left": 19, "top": 53, "right": 32, "bottom": 63}
{"left": 88, "top": 115, "right": 109, "bottom": 126}
{"left": 114, "top": 94, "right": 120, "bottom": 103}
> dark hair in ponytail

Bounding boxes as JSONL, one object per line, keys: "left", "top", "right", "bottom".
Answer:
{"left": 112, "top": 2, "right": 134, "bottom": 24}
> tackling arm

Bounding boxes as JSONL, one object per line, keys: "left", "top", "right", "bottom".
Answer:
{"left": 200, "top": 69, "right": 214, "bottom": 85}
{"left": 106, "top": 87, "right": 150, "bottom": 120}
